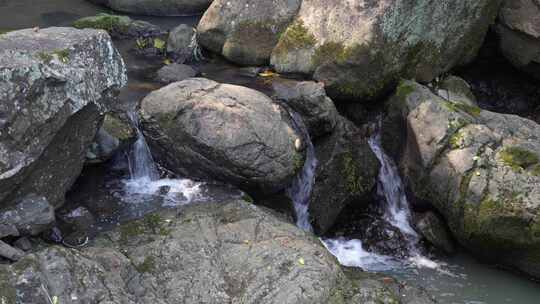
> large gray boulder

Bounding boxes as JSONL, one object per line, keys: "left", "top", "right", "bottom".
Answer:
{"left": 140, "top": 78, "right": 304, "bottom": 194}
{"left": 197, "top": 0, "right": 302, "bottom": 65}
{"left": 0, "top": 200, "right": 434, "bottom": 303}
{"left": 270, "top": 0, "right": 501, "bottom": 100}
{"left": 0, "top": 27, "right": 127, "bottom": 211}
{"left": 496, "top": 0, "right": 540, "bottom": 79}
{"left": 386, "top": 79, "right": 540, "bottom": 278}
{"left": 87, "top": 0, "right": 213, "bottom": 16}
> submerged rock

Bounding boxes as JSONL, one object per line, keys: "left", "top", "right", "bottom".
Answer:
{"left": 140, "top": 78, "right": 303, "bottom": 194}
{"left": 87, "top": 0, "right": 213, "bottom": 16}
{"left": 310, "top": 116, "right": 380, "bottom": 234}
{"left": 386, "top": 79, "right": 540, "bottom": 278}
{"left": 0, "top": 27, "right": 127, "bottom": 211}
{"left": 270, "top": 0, "right": 501, "bottom": 100}
{"left": 197, "top": 0, "right": 302, "bottom": 66}
{"left": 155, "top": 63, "right": 198, "bottom": 84}
{"left": 0, "top": 200, "right": 434, "bottom": 303}
{"left": 496, "top": 0, "right": 540, "bottom": 79}
{"left": 0, "top": 195, "right": 54, "bottom": 236}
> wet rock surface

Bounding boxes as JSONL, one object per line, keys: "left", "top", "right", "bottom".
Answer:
{"left": 0, "top": 27, "right": 127, "bottom": 210}
{"left": 155, "top": 63, "right": 198, "bottom": 84}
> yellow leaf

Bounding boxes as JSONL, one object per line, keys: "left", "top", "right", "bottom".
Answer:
{"left": 298, "top": 258, "right": 305, "bottom": 265}
{"left": 163, "top": 58, "right": 173, "bottom": 65}
{"left": 258, "top": 70, "right": 279, "bottom": 77}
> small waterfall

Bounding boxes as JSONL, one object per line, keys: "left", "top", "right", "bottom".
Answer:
{"left": 286, "top": 111, "right": 317, "bottom": 232}
{"left": 122, "top": 111, "right": 202, "bottom": 206}
{"left": 368, "top": 130, "right": 418, "bottom": 242}
{"left": 126, "top": 111, "right": 160, "bottom": 181}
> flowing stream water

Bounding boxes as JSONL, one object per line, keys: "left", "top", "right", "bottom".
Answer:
{"left": 4, "top": 1, "right": 540, "bottom": 302}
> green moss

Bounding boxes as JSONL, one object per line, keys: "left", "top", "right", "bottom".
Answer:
{"left": 343, "top": 152, "right": 364, "bottom": 195}
{"left": 72, "top": 13, "right": 128, "bottom": 33}
{"left": 153, "top": 37, "right": 166, "bottom": 50}
{"left": 0, "top": 29, "right": 13, "bottom": 36}
{"left": 53, "top": 49, "right": 70, "bottom": 63}
{"left": 242, "top": 194, "right": 254, "bottom": 203}
{"left": 144, "top": 213, "right": 170, "bottom": 236}
{"left": 312, "top": 41, "right": 347, "bottom": 66}
{"left": 449, "top": 129, "right": 466, "bottom": 149}
{"left": 500, "top": 146, "right": 539, "bottom": 171}
{"left": 274, "top": 20, "right": 316, "bottom": 54}
{"left": 136, "top": 256, "right": 156, "bottom": 273}
{"left": 531, "top": 164, "right": 540, "bottom": 177}
{"left": 293, "top": 152, "right": 305, "bottom": 173}
{"left": 442, "top": 101, "right": 481, "bottom": 118}
{"left": 37, "top": 52, "right": 53, "bottom": 63}
{"left": 120, "top": 221, "right": 146, "bottom": 242}
{"left": 395, "top": 81, "right": 416, "bottom": 100}
{"left": 36, "top": 49, "right": 70, "bottom": 64}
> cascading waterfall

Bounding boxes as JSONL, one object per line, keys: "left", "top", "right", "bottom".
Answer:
{"left": 287, "top": 116, "right": 437, "bottom": 271}
{"left": 285, "top": 111, "right": 317, "bottom": 232}
{"left": 122, "top": 111, "right": 202, "bottom": 206}
{"left": 127, "top": 111, "right": 160, "bottom": 181}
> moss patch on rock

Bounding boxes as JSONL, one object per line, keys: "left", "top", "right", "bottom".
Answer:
{"left": 136, "top": 256, "right": 156, "bottom": 273}
{"left": 442, "top": 100, "right": 481, "bottom": 118}
{"left": 500, "top": 146, "right": 539, "bottom": 171}
{"left": 274, "top": 20, "right": 316, "bottom": 54}
{"left": 73, "top": 13, "right": 128, "bottom": 32}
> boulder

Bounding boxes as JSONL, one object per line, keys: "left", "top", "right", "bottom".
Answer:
{"left": 386, "top": 79, "right": 540, "bottom": 278}
{"left": 167, "top": 24, "right": 198, "bottom": 63}
{"left": 0, "top": 27, "right": 127, "bottom": 210}
{"left": 197, "top": 0, "right": 302, "bottom": 65}
{"left": 86, "top": 128, "right": 120, "bottom": 163}
{"left": 140, "top": 78, "right": 303, "bottom": 194}
{"left": 87, "top": 0, "right": 213, "bottom": 16}
{"left": 270, "top": 0, "right": 502, "bottom": 100}
{"left": 310, "top": 116, "right": 380, "bottom": 234}
{"left": 496, "top": 0, "right": 540, "bottom": 79}
{"left": 0, "top": 195, "right": 54, "bottom": 236}
{"left": 0, "top": 200, "right": 434, "bottom": 303}
{"left": 0, "top": 240, "right": 24, "bottom": 261}
{"left": 155, "top": 63, "right": 198, "bottom": 84}
{"left": 414, "top": 211, "right": 455, "bottom": 255}
{"left": 73, "top": 13, "right": 163, "bottom": 38}
{"left": 273, "top": 80, "right": 338, "bottom": 139}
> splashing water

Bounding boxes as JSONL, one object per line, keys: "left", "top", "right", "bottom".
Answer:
{"left": 285, "top": 111, "right": 317, "bottom": 232}
{"left": 122, "top": 111, "right": 203, "bottom": 206}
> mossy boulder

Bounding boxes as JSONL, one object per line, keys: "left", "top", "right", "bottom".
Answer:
{"left": 309, "top": 116, "right": 380, "bottom": 234}
{"left": 270, "top": 0, "right": 502, "bottom": 101}
{"left": 386, "top": 79, "right": 540, "bottom": 278}
{"left": 197, "top": 0, "right": 301, "bottom": 65}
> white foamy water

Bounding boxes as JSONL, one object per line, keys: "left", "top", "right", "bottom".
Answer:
{"left": 123, "top": 111, "right": 204, "bottom": 207}
{"left": 322, "top": 238, "right": 399, "bottom": 271}
{"left": 123, "top": 177, "right": 203, "bottom": 206}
